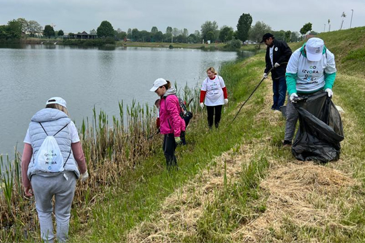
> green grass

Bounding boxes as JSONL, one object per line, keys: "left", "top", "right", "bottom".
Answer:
{"left": 3, "top": 26, "right": 365, "bottom": 242}
{"left": 71, "top": 56, "right": 270, "bottom": 242}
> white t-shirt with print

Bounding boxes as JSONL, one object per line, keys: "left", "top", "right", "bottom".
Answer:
{"left": 286, "top": 48, "right": 336, "bottom": 93}
{"left": 201, "top": 75, "right": 226, "bottom": 106}
{"left": 24, "top": 121, "right": 80, "bottom": 144}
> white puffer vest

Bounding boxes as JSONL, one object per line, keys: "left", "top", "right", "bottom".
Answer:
{"left": 27, "top": 108, "right": 80, "bottom": 179}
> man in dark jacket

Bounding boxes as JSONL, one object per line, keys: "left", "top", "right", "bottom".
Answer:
{"left": 262, "top": 33, "right": 292, "bottom": 111}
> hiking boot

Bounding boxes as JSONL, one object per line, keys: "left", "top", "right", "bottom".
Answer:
{"left": 282, "top": 140, "right": 292, "bottom": 148}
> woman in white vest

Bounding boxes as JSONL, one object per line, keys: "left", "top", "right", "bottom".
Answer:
{"left": 200, "top": 67, "right": 229, "bottom": 129}
{"left": 21, "top": 97, "right": 89, "bottom": 243}
{"left": 283, "top": 37, "right": 337, "bottom": 147}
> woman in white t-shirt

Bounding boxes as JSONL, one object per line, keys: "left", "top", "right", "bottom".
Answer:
{"left": 200, "top": 67, "right": 229, "bottom": 129}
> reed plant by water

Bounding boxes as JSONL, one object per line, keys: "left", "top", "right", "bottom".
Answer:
{"left": 0, "top": 82, "right": 198, "bottom": 241}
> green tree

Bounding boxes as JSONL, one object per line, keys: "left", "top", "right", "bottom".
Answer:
{"left": 236, "top": 13, "right": 252, "bottom": 42}
{"left": 43, "top": 25, "right": 55, "bottom": 38}
{"left": 115, "top": 29, "right": 126, "bottom": 40}
{"left": 182, "top": 28, "right": 189, "bottom": 37}
{"left": 248, "top": 21, "right": 272, "bottom": 44}
{"left": 201, "top": 21, "right": 219, "bottom": 41}
{"left": 0, "top": 20, "right": 22, "bottom": 40}
{"left": 219, "top": 26, "right": 234, "bottom": 43}
{"left": 16, "top": 18, "right": 28, "bottom": 33}
{"left": 285, "top": 30, "right": 291, "bottom": 42}
{"left": 187, "top": 34, "right": 197, "bottom": 43}
{"left": 154, "top": 31, "right": 163, "bottom": 42}
{"left": 172, "top": 28, "right": 180, "bottom": 37}
{"left": 58, "top": 30, "right": 64, "bottom": 36}
{"left": 206, "top": 31, "right": 215, "bottom": 42}
{"left": 90, "top": 29, "right": 97, "bottom": 35}
{"left": 8, "top": 20, "right": 22, "bottom": 39}
{"left": 127, "top": 28, "right": 132, "bottom": 39}
{"left": 166, "top": 26, "right": 172, "bottom": 34}
{"left": 272, "top": 30, "right": 286, "bottom": 41}
{"left": 290, "top": 32, "right": 300, "bottom": 42}
{"left": 151, "top": 26, "right": 158, "bottom": 34}
{"left": 97, "top": 20, "right": 114, "bottom": 38}
{"left": 300, "top": 22, "right": 312, "bottom": 36}
{"left": 139, "top": 30, "right": 150, "bottom": 42}
{"left": 28, "top": 20, "right": 42, "bottom": 36}
{"left": 228, "top": 39, "right": 242, "bottom": 49}
{"left": 131, "top": 28, "right": 139, "bottom": 41}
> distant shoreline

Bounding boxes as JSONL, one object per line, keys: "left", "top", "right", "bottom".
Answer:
{"left": 1, "top": 38, "right": 259, "bottom": 52}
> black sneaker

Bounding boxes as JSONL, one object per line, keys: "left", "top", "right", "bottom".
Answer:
{"left": 282, "top": 140, "right": 292, "bottom": 148}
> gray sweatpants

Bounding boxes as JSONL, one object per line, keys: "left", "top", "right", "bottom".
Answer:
{"left": 284, "top": 96, "right": 299, "bottom": 142}
{"left": 31, "top": 171, "right": 77, "bottom": 243}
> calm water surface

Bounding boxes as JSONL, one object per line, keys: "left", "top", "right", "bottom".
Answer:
{"left": 0, "top": 44, "right": 253, "bottom": 157}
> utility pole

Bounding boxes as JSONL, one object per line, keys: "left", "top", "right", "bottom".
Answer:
{"left": 350, "top": 9, "right": 354, "bottom": 28}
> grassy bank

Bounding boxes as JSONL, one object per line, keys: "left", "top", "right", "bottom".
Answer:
{"left": 120, "top": 27, "right": 365, "bottom": 242}
{"left": 2, "top": 26, "right": 365, "bottom": 242}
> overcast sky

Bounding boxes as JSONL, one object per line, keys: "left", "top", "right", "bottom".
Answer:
{"left": 1, "top": 0, "right": 364, "bottom": 35}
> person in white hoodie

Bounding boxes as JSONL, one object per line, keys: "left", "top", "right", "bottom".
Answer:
{"left": 21, "top": 97, "right": 89, "bottom": 242}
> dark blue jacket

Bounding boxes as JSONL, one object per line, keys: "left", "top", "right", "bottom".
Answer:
{"left": 264, "top": 39, "right": 292, "bottom": 80}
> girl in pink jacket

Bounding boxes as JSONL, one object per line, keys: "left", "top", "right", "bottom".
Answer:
{"left": 150, "top": 78, "right": 185, "bottom": 169}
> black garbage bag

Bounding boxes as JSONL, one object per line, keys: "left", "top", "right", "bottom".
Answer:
{"left": 292, "top": 91, "right": 344, "bottom": 162}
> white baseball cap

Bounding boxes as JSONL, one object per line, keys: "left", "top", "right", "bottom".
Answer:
{"left": 305, "top": 37, "right": 324, "bottom": 62}
{"left": 150, "top": 78, "right": 167, "bottom": 92}
{"left": 46, "top": 97, "right": 67, "bottom": 108}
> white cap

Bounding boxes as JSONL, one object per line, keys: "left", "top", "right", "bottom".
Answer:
{"left": 305, "top": 37, "right": 324, "bottom": 61}
{"left": 150, "top": 78, "right": 167, "bottom": 92}
{"left": 46, "top": 97, "right": 67, "bottom": 108}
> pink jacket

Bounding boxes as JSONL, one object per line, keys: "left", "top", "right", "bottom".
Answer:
{"left": 159, "top": 90, "right": 185, "bottom": 137}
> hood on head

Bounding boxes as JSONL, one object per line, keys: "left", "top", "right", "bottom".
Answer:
{"left": 163, "top": 87, "right": 177, "bottom": 97}
{"left": 31, "top": 108, "right": 68, "bottom": 123}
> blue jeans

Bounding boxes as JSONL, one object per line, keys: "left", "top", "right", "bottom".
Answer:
{"left": 272, "top": 76, "right": 287, "bottom": 110}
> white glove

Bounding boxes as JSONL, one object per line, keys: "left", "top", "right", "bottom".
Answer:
{"left": 274, "top": 62, "right": 280, "bottom": 68}
{"left": 325, "top": 88, "right": 333, "bottom": 97}
{"left": 290, "top": 93, "right": 298, "bottom": 103}
{"left": 80, "top": 171, "right": 89, "bottom": 182}
{"left": 224, "top": 99, "right": 228, "bottom": 105}
{"left": 200, "top": 102, "right": 204, "bottom": 109}
{"left": 263, "top": 73, "right": 268, "bottom": 79}
{"left": 175, "top": 136, "right": 182, "bottom": 145}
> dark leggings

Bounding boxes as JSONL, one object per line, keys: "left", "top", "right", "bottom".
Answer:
{"left": 163, "top": 133, "right": 177, "bottom": 169}
{"left": 206, "top": 105, "right": 223, "bottom": 128}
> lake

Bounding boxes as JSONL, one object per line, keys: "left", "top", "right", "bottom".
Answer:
{"left": 0, "top": 44, "right": 253, "bottom": 157}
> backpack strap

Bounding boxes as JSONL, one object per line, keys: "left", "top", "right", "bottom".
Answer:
{"left": 54, "top": 123, "right": 69, "bottom": 136}
{"left": 39, "top": 122, "right": 69, "bottom": 136}
{"left": 39, "top": 122, "right": 49, "bottom": 136}
{"left": 38, "top": 122, "right": 72, "bottom": 167}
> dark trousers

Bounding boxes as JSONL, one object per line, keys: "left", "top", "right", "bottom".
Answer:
{"left": 206, "top": 105, "right": 222, "bottom": 128}
{"left": 163, "top": 133, "right": 177, "bottom": 169}
{"left": 180, "top": 131, "right": 186, "bottom": 145}
{"left": 272, "top": 76, "right": 287, "bottom": 110}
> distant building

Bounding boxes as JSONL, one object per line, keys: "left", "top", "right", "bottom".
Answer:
{"left": 76, "top": 31, "right": 97, "bottom": 39}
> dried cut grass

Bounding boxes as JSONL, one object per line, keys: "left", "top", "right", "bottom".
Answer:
{"left": 231, "top": 162, "right": 357, "bottom": 242}
{"left": 128, "top": 73, "right": 362, "bottom": 243}
{"left": 127, "top": 143, "right": 260, "bottom": 243}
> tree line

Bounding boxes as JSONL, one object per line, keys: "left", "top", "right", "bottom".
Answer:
{"left": 1, "top": 14, "right": 316, "bottom": 45}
